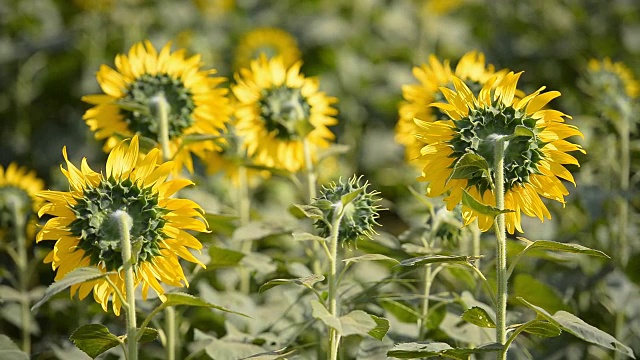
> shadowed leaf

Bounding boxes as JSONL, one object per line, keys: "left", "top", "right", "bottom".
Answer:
{"left": 259, "top": 274, "right": 325, "bottom": 293}
{"left": 32, "top": 267, "right": 117, "bottom": 311}
{"left": 69, "top": 324, "right": 120, "bottom": 359}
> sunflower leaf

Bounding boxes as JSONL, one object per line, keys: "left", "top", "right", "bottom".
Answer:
{"left": 387, "top": 341, "right": 503, "bottom": 359}
{"left": 368, "top": 315, "right": 390, "bottom": 340}
{"left": 159, "top": 293, "right": 249, "bottom": 318}
{"left": 311, "top": 300, "right": 342, "bottom": 334}
{"left": 240, "top": 348, "right": 297, "bottom": 359}
{"left": 395, "top": 254, "right": 483, "bottom": 268}
{"left": 506, "top": 125, "right": 536, "bottom": 140}
{"left": 461, "top": 189, "right": 514, "bottom": 218}
{"left": 516, "top": 238, "right": 609, "bottom": 259}
{"left": 520, "top": 320, "right": 562, "bottom": 338}
{"left": 0, "top": 334, "right": 29, "bottom": 360}
{"left": 259, "top": 274, "right": 325, "bottom": 293}
{"left": 69, "top": 324, "right": 121, "bottom": 359}
{"left": 339, "top": 310, "right": 377, "bottom": 336}
{"left": 461, "top": 307, "right": 496, "bottom": 328}
{"left": 32, "top": 267, "right": 117, "bottom": 311}
{"left": 208, "top": 246, "right": 245, "bottom": 268}
{"left": 341, "top": 187, "right": 364, "bottom": 206}
{"left": 518, "top": 297, "right": 635, "bottom": 358}
{"left": 343, "top": 253, "right": 399, "bottom": 266}
{"left": 447, "top": 153, "right": 490, "bottom": 183}
{"left": 292, "top": 232, "right": 327, "bottom": 242}
{"left": 293, "top": 204, "right": 325, "bottom": 220}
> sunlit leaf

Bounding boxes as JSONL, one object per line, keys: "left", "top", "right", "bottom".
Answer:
{"left": 69, "top": 324, "right": 120, "bottom": 359}
{"left": 396, "top": 254, "right": 482, "bottom": 268}
{"left": 292, "top": 232, "right": 326, "bottom": 242}
{"left": 32, "top": 267, "right": 117, "bottom": 311}
{"left": 368, "top": 315, "right": 390, "bottom": 340}
{"left": 387, "top": 341, "right": 502, "bottom": 359}
{"left": 462, "top": 190, "right": 513, "bottom": 218}
{"left": 447, "top": 153, "right": 489, "bottom": 183}
{"left": 0, "top": 334, "right": 28, "bottom": 360}
{"left": 259, "top": 274, "right": 325, "bottom": 293}
{"left": 521, "top": 320, "right": 562, "bottom": 338}
{"left": 461, "top": 307, "right": 496, "bottom": 328}
{"left": 339, "top": 310, "right": 377, "bottom": 336}
{"left": 292, "top": 204, "right": 324, "bottom": 220}
{"left": 310, "top": 300, "right": 341, "bottom": 334}
{"left": 343, "top": 254, "right": 399, "bottom": 266}
{"left": 518, "top": 297, "right": 635, "bottom": 358}
{"left": 161, "top": 293, "right": 248, "bottom": 317}
{"left": 516, "top": 238, "right": 609, "bottom": 259}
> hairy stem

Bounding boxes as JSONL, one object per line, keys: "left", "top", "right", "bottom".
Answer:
{"left": 328, "top": 205, "right": 345, "bottom": 360}
{"left": 494, "top": 139, "right": 508, "bottom": 359}
{"left": 12, "top": 203, "right": 30, "bottom": 354}
{"left": 238, "top": 166, "right": 253, "bottom": 294}
{"left": 115, "top": 211, "right": 138, "bottom": 360}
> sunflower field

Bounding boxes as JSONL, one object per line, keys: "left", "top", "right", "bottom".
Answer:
{"left": 1, "top": 0, "right": 640, "bottom": 359}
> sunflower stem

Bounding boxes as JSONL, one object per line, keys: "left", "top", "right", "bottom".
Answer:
{"left": 327, "top": 203, "right": 346, "bottom": 360}
{"left": 115, "top": 210, "right": 138, "bottom": 360}
{"left": 152, "top": 92, "right": 179, "bottom": 360}
{"left": 493, "top": 138, "right": 508, "bottom": 359}
{"left": 617, "top": 107, "right": 630, "bottom": 266}
{"left": 303, "top": 139, "right": 322, "bottom": 276}
{"left": 11, "top": 201, "right": 30, "bottom": 354}
{"left": 238, "top": 165, "right": 253, "bottom": 294}
{"left": 418, "top": 264, "right": 433, "bottom": 339}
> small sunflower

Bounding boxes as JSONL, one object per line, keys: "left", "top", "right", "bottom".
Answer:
{"left": 587, "top": 57, "right": 639, "bottom": 99}
{"left": 36, "top": 136, "right": 207, "bottom": 315}
{"left": 232, "top": 55, "right": 338, "bottom": 173}
{"left": 416, "top": 72, "right": 584, "bottom": 234}
{"left": 234, "top": 27, "right": 301, "bottom": 70}
{"left": 82, "top": 40, "right": 231, "bottom": 174}
{"left": 396, "top": 51, "right": 508, "bottom": 164}
{"left": 0, "top": 163, "right": 44, "bottom": 241}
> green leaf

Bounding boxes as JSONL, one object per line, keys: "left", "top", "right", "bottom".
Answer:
{"left": 0, "top": 334, "right": 29, "bottom": 360}
{"left": 233, "top": 221, "right": 291, "bottom": 242}
{"left": 292, "top": 204, "right": 324, "bottom": 220}
{"left": 32, "top": 267, "right": 117, "bottom": 311}
{"left": 241, "top": 348, "right": 297, "bottom": 359}
{"left": 182, "top": 133, "right": 226, "bottom": 145}
{"left": 202, "top": 213, "right": 238, "bottom": 236}
{"left": 310, "top": 300, "right": 341, "bottom": 334}
{"left": 136, "top": 328, "right": 159, "bottom": 343}
{"left": 317, "top": 144, "right": 350, "bottom": 162}
{"left": 368, "top": 315, "right": 390, "bottom": 340}
{"left": 341, "top": 187, "right": 364, "bottom": 206}
{"left": 461, "top": 307, "right": 496, "bottom": 328}
{"left": 462, "top": 189, "right": 513, "bottom": 218}
{"left": 380, "top": 299, "right": 420, "bottom": 323}
{"left": 291, "top": 232, "right": 326, "bottom": 242}
{"left": 339, "top": 310, "right": 377, "bottom": 336}
{"left": 516, "top": 238, "right": 609, "bottom": 259}
{"left": 343, "top": 254, "right": 399, "bottom": 266}
{"left": 208, "top": 246, "right": 245, "bottom": 268}
{"left": 114, "top": 99, "right": 149, "bottom": 114}
{"left": 521, "top": 320, "right": 562, "bottom": 338}
{"left": 396, "top": 254, "right": 482, "bottom": 268}
{"left": 387, "top": 342, "right": 503, "bottom": 359}
{"left": 259, "top": 274, "right": 325, "bottom": 293}
{"left": 69, "top": 324, "right": 121, "bottom": 359}
{"left": 518, "top": 297, "right": 635, "bottom": 358}
{"left": 447, "top": 153, "right": 490, "bottom": 183}
{"left": 512, "top": 274, "right": 568, "bottom": 313}
{"left": 508, "top": 125, "right": 535, "bottom": 139}
{"left": 162, "top": 293, "right": 248, "bottom": 317}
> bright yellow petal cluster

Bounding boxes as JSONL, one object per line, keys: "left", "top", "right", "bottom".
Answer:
{"left": 0, "top": 163, "right": 45, "bottom": 240}
{"left": 82, "top": 40, "right": 231, "bottom": 174}
{"left": 588, "top": 57, "right": 639, "bottom": 99}
{"left": 232, "top": 55, "right": 338, "bottom": 173}
{"left": 36, "top": 136, "right": 207, "bottom": 315}
{"left": 396, "top": 51, "right": 508, "bottom": 164}
{"left": 418, "top": 73, "right": 585, "bottom": 233}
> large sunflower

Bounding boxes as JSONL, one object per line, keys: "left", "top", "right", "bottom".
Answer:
{"left": 36, "top": 136, "right": 207, "bottom": 315}
{"left": 416, "top": 72, "right": 584, "bottom": 233}
{"left": 234, "top": 27, "right": 301, "bottom": 71}
{"left": 396, "top": 51, "right": 508, "bottom": 164}
{"left": 0, "top": 163, "right": 44, "bottom": 241}
{"left": 82, "top": 40, "right": 231, "bottom": 174}
{"left": 232, "top": 55, "right": 338, "bottom": 173}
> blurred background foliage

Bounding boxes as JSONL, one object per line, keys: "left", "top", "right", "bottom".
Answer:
{"left": 1, "top": 0, "right": 640, "bottom": 359}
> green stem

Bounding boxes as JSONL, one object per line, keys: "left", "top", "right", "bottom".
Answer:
{"left": 493, "top": 139, "right": 508, "bottom": 359}
{"left": 617, "top": 112, "right": 630, "bottom": 266}
{"left": 303, "top": 139, "right": 322, "bottom": 276}
{"left": 12, "top": 203, "right": 30, "bottom": 354}
{"left": 152, "top": 92, "right": 177, "bottom": 360}
{"left": 328, "top": 205, "right": 346, "bottom": 360}
{"left": 115, "top": 211, "right": 138, "bottom": 360}
{"left": 238, "top": 166, "right": 253, "bottom": 294}
{"left": 418, "top": 264, "right": 433, "bottom": 339}
{"left": 614, "top": 309, "right": 625, "bottom": 360}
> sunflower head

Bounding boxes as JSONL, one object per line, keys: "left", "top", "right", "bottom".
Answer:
{"left": 0, "top": 163, "right": 44, "bottom": 242}
{"left": 234, "top": 27, "right": 301, "bottom": 70}
{"left": 311, "top": 176, "right": 383, "bottom": 246}
{"left": 37, "top": 136, "right": 208, "bottom": 315}
{"left": 417, "top": 72, "right": 585, "bottom": 233}
{"left": 396, "top": 51, "right": 508, "bottom": 164}
{"left": 232, "top": 55, "right": 338, "bottom": 173}
{"left": 587, "top": 57, "right": 639, "bottom": 100}
{"left": 82, "top": 40, "right": 231, "bottom": 174}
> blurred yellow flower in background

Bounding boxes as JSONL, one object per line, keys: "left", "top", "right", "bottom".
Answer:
{"left": 587, "top": 57, "right": 639, "bottom": 99}
{"left": 234, "top": 27, "right": 302, "bottom": 70}
{"left": 82, "top": 40, "right": 231, "bottom": 174}
{"left": 37, "top": 136, "right": 207, "bottom": 315}
{"left": 232, "top": 55, "right": 338, "bottom": 173}
{"left": 0, "top": 163, "right": 44, "bottom": 241}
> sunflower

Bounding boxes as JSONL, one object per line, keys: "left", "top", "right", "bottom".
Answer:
{"left": 416, "top": 72, "right": 584, "bottom": 234}
{"left": 36, "top": 136, "right": 207, "bottom": 315}
{"left": 396, "top": 51, "right": 509, "bottom": 164}
{"left": 232, "top": 55, "right": 338, "bottom": 173}
{"left": 82, "top": 40, "right": 231, "bottom": 174}
{"left": 234, "top": 27, "right": 301, "bottom": 71}
{"left": 0, "top": 163, "right": 44, "bottom": 241}
{"left": 587, "top": 57, "right": 639, "bottom": 99}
